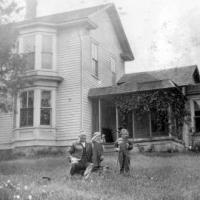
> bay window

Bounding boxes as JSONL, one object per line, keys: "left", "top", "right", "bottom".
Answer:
{"left": 40, "top": 90, "right": 52, "bottom": 125}
{"left": 20, "top": 90, "right": 34, "bottom": 127}
{"left": 42, "top": 35, "right": 53, "bottom": 69}
{"left": 21, "top": 33, "right": 55, "bottom": 70}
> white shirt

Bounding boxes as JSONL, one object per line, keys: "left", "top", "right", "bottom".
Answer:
{"left": 81, "top": 142, "right": 86, "bottom": 148}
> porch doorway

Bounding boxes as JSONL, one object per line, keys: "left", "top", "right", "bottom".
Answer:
{"left": 92, "top": 99, "right": 116, "bottom": 143}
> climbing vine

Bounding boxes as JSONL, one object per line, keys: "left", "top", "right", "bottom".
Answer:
{"left": 111, "top": 88, "right": 189, "bottom": 139}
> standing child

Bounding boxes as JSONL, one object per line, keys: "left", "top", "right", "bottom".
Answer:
{"left": 91, "top": 132, "right": 104, "bottom": 171}
{"left": 115, "top": 129, "right": 133, "bottom": 174}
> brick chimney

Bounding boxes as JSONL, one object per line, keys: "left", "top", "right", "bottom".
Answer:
{"left": 25, "top": 0, "right": 37, "bottom": 19}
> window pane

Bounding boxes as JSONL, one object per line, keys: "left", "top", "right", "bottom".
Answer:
{"left": 23, "top": 35, "right": 35, "bottom": 53}
{"left": 20, "top": 91, "right": 34, "bottom": 127}
{"left": 20, "top": 108, "right": 27, "bottom": 126}
{"left": 20, "top": 92, "right": 27, "bottom": 108}
{"left": 42, "top": 52, "right": 52, "bottom": 69}
{"left": 42, "top": 35, "right": 52, "bottom": 52}
{"left": 92, "top": 43, "right": 98, "bottom": 59}
{"left": 27, "top": 108, "right": 33, "bottom": 126}
{"left": 92, "top": 59, "right": 98, "bottom": 77}
{"left": 28, "top": 91, "right": 34, "bottom": 108}
{"left": 24, "top": 52, "right": 35, "bottom": 70}
{"left": 40, "top": 108, "right": 51, "bottom": 125}
{"left": 41, "top": 91, "right": 51, "bottom": 107}
{"left": 111, "top": 58, "right": 116, "bottom": 73}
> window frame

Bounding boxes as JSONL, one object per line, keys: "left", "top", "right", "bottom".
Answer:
{"left": 20, "top": 90, "right": 34, "bottom": 127}
{"left": 40, "top": 90, "right": 52, "bottom": 126}
{"left": 91, "top": 41, "right": 99, "bottom": 78}
{"left": 22, "top": 34, "right": 36, "bottom": 70}
{"left": 41, "top": 34, "right": 53, "bottom": 69}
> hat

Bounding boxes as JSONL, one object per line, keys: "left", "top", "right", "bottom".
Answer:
{"left": 92, "top": 132, "right": 101, "bottom": 142}
{"left": 79, "top": 130, "right": 86, "bottom": 138}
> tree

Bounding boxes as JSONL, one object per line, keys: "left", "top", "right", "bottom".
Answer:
{"left": 0, "top": 0, "right": 27, "bottom": 112}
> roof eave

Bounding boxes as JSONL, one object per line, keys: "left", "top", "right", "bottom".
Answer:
{"left": 105, "top": 5, "right": 134, "bottom": 61}
{"left": 16, "top": 18, "right": 97, "bottom": 30}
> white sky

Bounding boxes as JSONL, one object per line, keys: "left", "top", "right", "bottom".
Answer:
{"left": 21, "top": 0, "right": 200, "bottom": 73}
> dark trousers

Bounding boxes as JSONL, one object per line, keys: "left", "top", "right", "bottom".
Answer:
{"left": 118, "top": 151, "right": 130, "bottom": 173}
{"left": 70, "top": 161, "right": 91, "bottom": 176}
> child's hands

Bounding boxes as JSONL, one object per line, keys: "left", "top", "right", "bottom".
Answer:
{"left": 126, "top": 143, "right": 129, "bottom": 149}
{"left": 115, "top": 148, "right": 119, "bottom": 152}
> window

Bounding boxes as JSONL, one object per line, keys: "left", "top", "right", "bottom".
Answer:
{"left": 42, "top": 35, "right": 53, "bottom": 69}
{"left": 111, "top": 57, "right": 116, "bottom": 84}
{"left": 20, "top": 91, "right": 34, "bottom": 127}
{"left": 40, "top": 91, "right": 51, "bottom": 125}
{"left": 23, "top": 35, "right": 35, "bottom": 70}
{"left": 91, "top": 42, "right": 98, "bottom": 77}
{"left": 110, "top": 57, "right": 116, "bottom": 73}
{"left": 194, "top": 100, "right": 200, "bottom": 132}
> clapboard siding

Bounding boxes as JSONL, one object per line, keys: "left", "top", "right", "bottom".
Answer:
{"left": 56, "top": 28, "right": 81, "bottom": 140}
{"left": 0, "top": 112, "right": 13, "bottom": 145}
{"left": 82, "top": 11, "right": 125, "bottom": 135}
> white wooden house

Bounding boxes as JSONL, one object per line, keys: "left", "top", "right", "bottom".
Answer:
{"left": 0, "top": 4, "right": 134, "bottom": 150}
{"left": 1, "top": 3, "right": 200, "bottom": 152}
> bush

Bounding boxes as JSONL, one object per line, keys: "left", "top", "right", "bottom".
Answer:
{"left": 191, "top": 142, "right": 200, "bottom": 152}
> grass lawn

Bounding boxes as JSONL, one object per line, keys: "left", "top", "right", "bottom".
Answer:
{"left": 1, "top": 152, "right": 200, "bottom": 200}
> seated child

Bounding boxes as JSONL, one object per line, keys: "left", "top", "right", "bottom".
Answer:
{"left": 115, "top": 128, "right": 133, "bottom": 174}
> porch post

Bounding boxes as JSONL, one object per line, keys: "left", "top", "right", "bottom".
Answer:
{"left": 116, "top": 106, "right": 119, "bottom": 139}
{"left": 168, "top": 105, "right": 172, "bottom": 138}
{"left": 98, "top": 98, "right": 101, "bottom": 132}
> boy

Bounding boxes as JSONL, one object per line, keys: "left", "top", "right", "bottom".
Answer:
{"left": 115, "top": 128, "right": 133, "bottom": 174}
{"left": 91, "top": 132, "right": 104, "bottom": 171}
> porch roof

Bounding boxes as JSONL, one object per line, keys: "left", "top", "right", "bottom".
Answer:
{"left": 88, "top": 79, "right": 177, "bottom": 98}
{"left": 89, "top": 65, "right": 199, "bottom": 98}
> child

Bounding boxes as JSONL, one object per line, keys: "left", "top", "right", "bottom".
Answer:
{"left": 115, "top": 128, "right": 133, "bottom": 174}
{"left": 91, "top": 132, "right": 104, "bottom": 171}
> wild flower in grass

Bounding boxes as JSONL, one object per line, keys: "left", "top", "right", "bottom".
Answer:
{"left": 13, "top": 194, "right": 20, "bottom": 199}
{"left": 24, "top": 185, "right": 28, "bottom": 190}
{"left": 28, "top": 194, "right": 32, "bottom": 200}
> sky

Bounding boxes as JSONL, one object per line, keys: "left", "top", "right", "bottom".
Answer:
{"left": 20, "top": 0, "right": 200, "bottom": 73}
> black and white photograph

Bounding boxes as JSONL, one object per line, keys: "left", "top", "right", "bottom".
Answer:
{"left": 1, "top": 0, "right": 200, "bottom": 199}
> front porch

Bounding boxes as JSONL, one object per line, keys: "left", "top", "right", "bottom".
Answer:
{"left": 91, "top": 97, "right": 175, "bottom": 144}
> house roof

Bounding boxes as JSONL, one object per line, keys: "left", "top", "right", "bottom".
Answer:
{"left": 16, "top": 4, "right": 134, "bottom": 61}
{"left": 118, "top": 65, "right": 199, "bottom": 86}
{"left": 88, "top": 65, "right": 199, "bottom": 98}
{"left": 18, "top": 4, "right": 107, "bottom": 25}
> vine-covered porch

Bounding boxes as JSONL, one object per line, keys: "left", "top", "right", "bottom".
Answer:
{"left": 89, "top": 82, "right": 186, "bottom": 143}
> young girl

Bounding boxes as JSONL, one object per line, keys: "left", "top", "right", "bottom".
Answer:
{"left": 115, "top": 129, "right": 133, "bottom": 174}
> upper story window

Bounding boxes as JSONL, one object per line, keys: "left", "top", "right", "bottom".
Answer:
{"left": 40, "top": 90, "right": 51, "bottom": 125}
{"left": 111, "top": 57, "right": 116, "bottom": 84}
{"left": 110, "top": 57, "right": 116, "bottom": 73}
{"left": 42, "top": 35, "right": 53, "bottom": 69}
{"left": 20, "top": 32, "right": 55, "bottom": 71}
{"left": 23, "top": 35, "right": 35, "bottom": 70}
{"left": 91, "top": 42, "right": 98, "bottom": 77}
{"left": 20, "top": 90, "right": 34, "bottom": 127}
